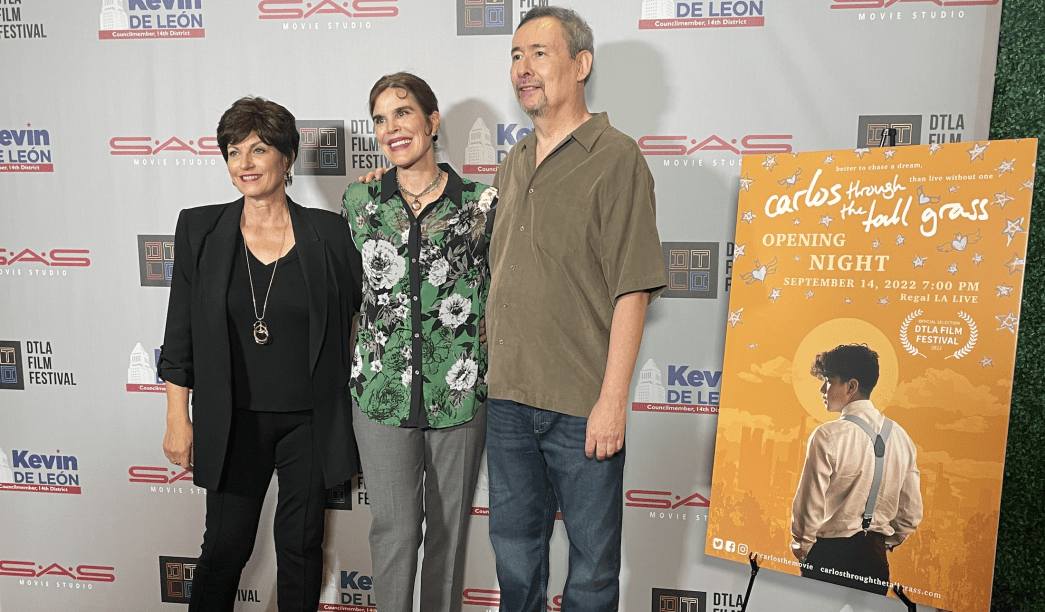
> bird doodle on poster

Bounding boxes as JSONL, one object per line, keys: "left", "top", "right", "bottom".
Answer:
{"left": 740, "top": 258, "right": 777, "bottom": 284}
{"left": 937, "top": 230, "right": 981, "bottom": 253}
{"left": 777, "top": 168, "right": 802, "bottom": 189}
{"left": 916, "top": 185, "right": 941, "bottom": 206}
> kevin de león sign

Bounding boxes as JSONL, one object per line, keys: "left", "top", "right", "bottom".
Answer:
{"left": 705, "top": 139, "right": 1036, "bottom": 612}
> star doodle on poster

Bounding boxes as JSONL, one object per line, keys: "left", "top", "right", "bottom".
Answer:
{"left": 805, "top": 290, "right": 815, "bottom": 299}
{"left": 853, "top": 148, "right": 870, "bottom": 158}
{"left": 795, "top": 255, "right": 802, "bottom": 262}
{"left": 996, "top": 311, "right": 1018, "bottom": 333}
{"left": 778, "top": 168, "right": 803, "bottom": 189}
{"left": 937, "top": 229, "right": 980, "bottom": 253}
{"left": 845, "top": 298, "right": 853, "bottom": 304}
{"left": 819, "top": 214, "right": 834, "bottom": 229}
{"left": 1002, "top": 218, "right": 1026, "bottom": 246}
{"left": 912, "top": 255, "right": 927, "bottom": 268}
{"left": 740, "top": 258, "right": 778, "bottom": 284}
{"left": 749, "top": 343, "right": 758, "bottom": 350}
{"left": 992, "top": 191, "right": 1014, "bottom": 208}
{"left": 948, "top": 185, "right": 959, "bottom": 193}
{"left": 762, "top": 155, "right": 778, "bottom": 171}
{"left": 996, "top": 284, "right": 1013, "bottom": 297}
{"left": 967, "top": 142, "right": 988, "bottom": 161}
{"left": 1005, "top": 253, "right": 1025, "bottom": 275}
{"left": 1021, "top": 178, "right": 1035, "bottom": 191}
{"left": 928, "top": 143, "right": 942, "bottom": 155}
{"left": 896, "top": 234, "right": 906, "bottom": 246}
{"left": 741, "top": 210, "right": 756, "bottom": 224}
{"left": 728, "top": 309, "right": 744, "bottom": 328}
{"left": 972, "top": 253, "right": 984, "bottom": 265}
{"left": 824, "top": 154, "right": 834, "bottom": 164}
{"left": 917, "top": 185, "right": 941, "bottom": 206}
{"left": 947, "top": 263, "right": 959, "bottom": 275}
{"left": 996, "top": 159, "right": 1015, "bottom": 174}
{"left": 793, "top": 218, "right": 802, "bottom": 226}
{"left": 883, "top": 148, "right": 897, "bottom": 160}
{"left": 739, "top": 173, "right": 755, "bottom": 192}
{"left": 769, "top": 288, "right": 781, "bottom": 302}
{"left": 871, "top": 239, "right": 881, "bottom": 250}
{"left": 734, "top": 244, "right": 746, "bottom": 257}
{"left": 878, "top": 296, "right": 890, "bottom": 306}
{"left": 980, "top": 356, "right": 994, "bottom": 368}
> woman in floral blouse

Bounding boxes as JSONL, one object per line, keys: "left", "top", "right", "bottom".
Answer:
{"left": 341, "top": 72, "right": 495, "bottom": 612}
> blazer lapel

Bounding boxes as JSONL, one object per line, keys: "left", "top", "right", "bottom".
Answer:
{"left": 289, "top": 199, "right": 328, "bottom": 376}
{"left": 196, "top": 198, "right": 243, "bottom": 382}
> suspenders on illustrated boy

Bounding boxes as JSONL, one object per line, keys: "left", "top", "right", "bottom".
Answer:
{"left": 841, "top": 415, "right": 894, "bottom": 532}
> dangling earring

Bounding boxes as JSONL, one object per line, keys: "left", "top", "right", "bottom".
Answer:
{"left": 284, "top": 171, "right": 293, "bottom": 188}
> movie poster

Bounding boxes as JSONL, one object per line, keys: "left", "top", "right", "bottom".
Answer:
{"left": 705, "top": 139, "right": 1037, "bottom": 612}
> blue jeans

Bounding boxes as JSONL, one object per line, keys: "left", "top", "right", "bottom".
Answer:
{"left": 486, "top": 398, "right": 624, "bottom": 612}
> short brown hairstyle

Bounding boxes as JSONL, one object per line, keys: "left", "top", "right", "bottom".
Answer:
{"left": 810, "top": 344, "right": 880, "bottom": 398}
{"left": 368, "top": 72, "right": 439, "bottom": 138}
{"left": 216, "top": 97, "right": 298, "bottom": 165}
{"left": 518, "top": 6, "right": 594, "bottom": 84}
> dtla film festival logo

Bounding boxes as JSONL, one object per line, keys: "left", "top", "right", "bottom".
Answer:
{"left": 830, "top": 0, "right": 997, "bottom": 22}
{"left": 137, "top": 234, "right": 175, "bottom": 287}
{"left": 662, "top": 241, "right": 719, "bottom": 299}
{"left": 347, "top": 118, "right": 391, "bottom": 171}
{"left": 639, "top": 0, "right": 766, "bottom": 29}
{"left": 856, "top": 115, "right": 922, "bottom": 148}
{"left": 0, "top": 446, "right": 82, "bottom": 494}
{"left": 98, "top": 0, "right": 205, "bottom": 40}
{"left": 110, "top": 130, "right": 221, "bottom": 167}
{"left": 326, "top": 474, "right": 369, "bottom": 511}
{"left": 0, "top": 1, "right": 47, "bottom": 39}
{"left": 631, "top": 358, "right": 721, "bottom": 414}
{"left": 456, "top": 0, "right": 512, "bottom": 36}
{"left": 651, "top": 588, "right": 707, "bottom": 612}
{"left": 160, "top": 556, "right": 260, "bottom": 603}
{"left": 296, "top": 120, "right": 347, "bottom": 177}
{"left": 127, "top": 342, "right": 165, "bottom": 393}
{"left": 0, "top": 340, "right": 78, "bottom": 389}
{"left": 0, "top": 558, "right": 115, "bottom": 590}
{"left": 0, "top": 125, "right": 54, "bottom": 172}
{"left": 257, "top": 0, "right": 399, "bottom": 32}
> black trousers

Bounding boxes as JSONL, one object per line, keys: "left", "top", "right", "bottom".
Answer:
{"left": 189, "top": 410, "right": 326, "bottom": 612}
{"left": 800, "top": 531, "right": 890, "bottom": 595}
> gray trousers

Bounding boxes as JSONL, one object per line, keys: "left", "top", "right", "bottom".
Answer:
{"left": 352, "top": 401, "right": 486, "bottom": 612}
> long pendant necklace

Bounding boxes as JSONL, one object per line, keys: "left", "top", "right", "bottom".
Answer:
{"left": 397, "top": 169, "right": 444, "bottom": 211}
{"left": 244, "top": 216, "right": 289, "bottom": 345}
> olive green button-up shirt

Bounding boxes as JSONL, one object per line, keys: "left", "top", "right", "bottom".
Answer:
{"left": 488, "top": 112, "right": 667, "bottom": 418}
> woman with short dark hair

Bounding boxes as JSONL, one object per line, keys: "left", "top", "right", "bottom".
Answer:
{"left": 342, "top": 73, "right": 496, "bottom": 612}
{"left": 160, "top": 96, "right": 362, "bottom": 612}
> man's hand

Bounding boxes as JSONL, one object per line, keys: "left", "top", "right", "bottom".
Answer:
{"left": 584, "top": 398, "right": 626, "bottom": 459}
{"left": 357, "top": 167, "right": 391, "bottom": 184}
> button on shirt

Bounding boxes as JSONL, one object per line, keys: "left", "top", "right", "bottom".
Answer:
{"left": 790, "top": 400, "right": 923, "bottom": 561}
{"left": 342, "top": 164, "right": 496, "bottom": 429}
{"left": 487, "top": 112, "right": 667, "bottom": 417}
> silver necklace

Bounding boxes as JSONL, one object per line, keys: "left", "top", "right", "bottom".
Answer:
{"left": 397, "top": 170, "right": 443, "bottom": 211}
{"left": 244, "top": 217, "right": 289, "bottom": 345}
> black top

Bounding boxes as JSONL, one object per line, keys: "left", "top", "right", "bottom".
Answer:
{"left": 227, "top": 234, "right": 314, "bottom": 411}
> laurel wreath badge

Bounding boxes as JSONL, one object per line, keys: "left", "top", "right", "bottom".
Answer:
{"left": 945, "top": 311, "right": 978, "bottom": 360}
{"left": 900, "top": 310, "right": 925, "bottom": 357}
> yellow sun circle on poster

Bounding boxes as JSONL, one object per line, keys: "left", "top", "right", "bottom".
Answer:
{"left": 791, "top": 318, "right": 899, "bottom": 424}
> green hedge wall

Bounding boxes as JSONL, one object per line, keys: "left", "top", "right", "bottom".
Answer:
{"left": 989, "top": 0, "right": 1045, "bottom": 610}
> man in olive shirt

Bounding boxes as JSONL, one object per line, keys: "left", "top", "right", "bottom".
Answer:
{"left": 486, "top": 7, "right": 667, "bottom": 611}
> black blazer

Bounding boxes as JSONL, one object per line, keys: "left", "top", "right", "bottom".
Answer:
{"left": 158, "top": 197, "right": 362, "bottom": 490}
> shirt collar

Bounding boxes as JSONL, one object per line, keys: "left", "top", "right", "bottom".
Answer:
{"left": 380, "top": 162, "right": 463, "bottom": 206}
{"left": 519, "top": 111, "right": 610, "bottom": 155}
{"left": 840, "top": 399, "right": 878, "bottom": 418}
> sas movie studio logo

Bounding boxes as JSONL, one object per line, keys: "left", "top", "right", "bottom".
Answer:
{"left": 296, "top": 120, "right": 346, "bottom": 176}
{"left": 137, "top": 235, "right": 174, "bottom": 287}
{"left": 0, "top": 341, "right": 25, "bottom": 391}
{"left": 456, "top": 0, "right": 512, "bottom": 36}
{"left": 652, "top": 588, "right": 706, "bottom": 612}
{"left": 662, "top": 242, "right": 719, "bottom": 299}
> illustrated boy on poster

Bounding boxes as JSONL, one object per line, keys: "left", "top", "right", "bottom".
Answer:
{"left": 790, "top": 344, "right": 923, "bottom": 594}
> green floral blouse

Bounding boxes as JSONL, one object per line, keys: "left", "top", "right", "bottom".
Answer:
{"left": 342, "top": 164, "right": 496, "bottom": 428}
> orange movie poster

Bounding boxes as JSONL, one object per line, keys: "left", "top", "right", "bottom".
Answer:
{"left": 705, "top": 139, "right": 1037, "bottom": 612}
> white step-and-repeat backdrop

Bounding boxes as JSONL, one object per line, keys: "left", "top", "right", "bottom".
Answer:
{"left": 0, "top": 1, "right": 1003, "bottom": 611}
